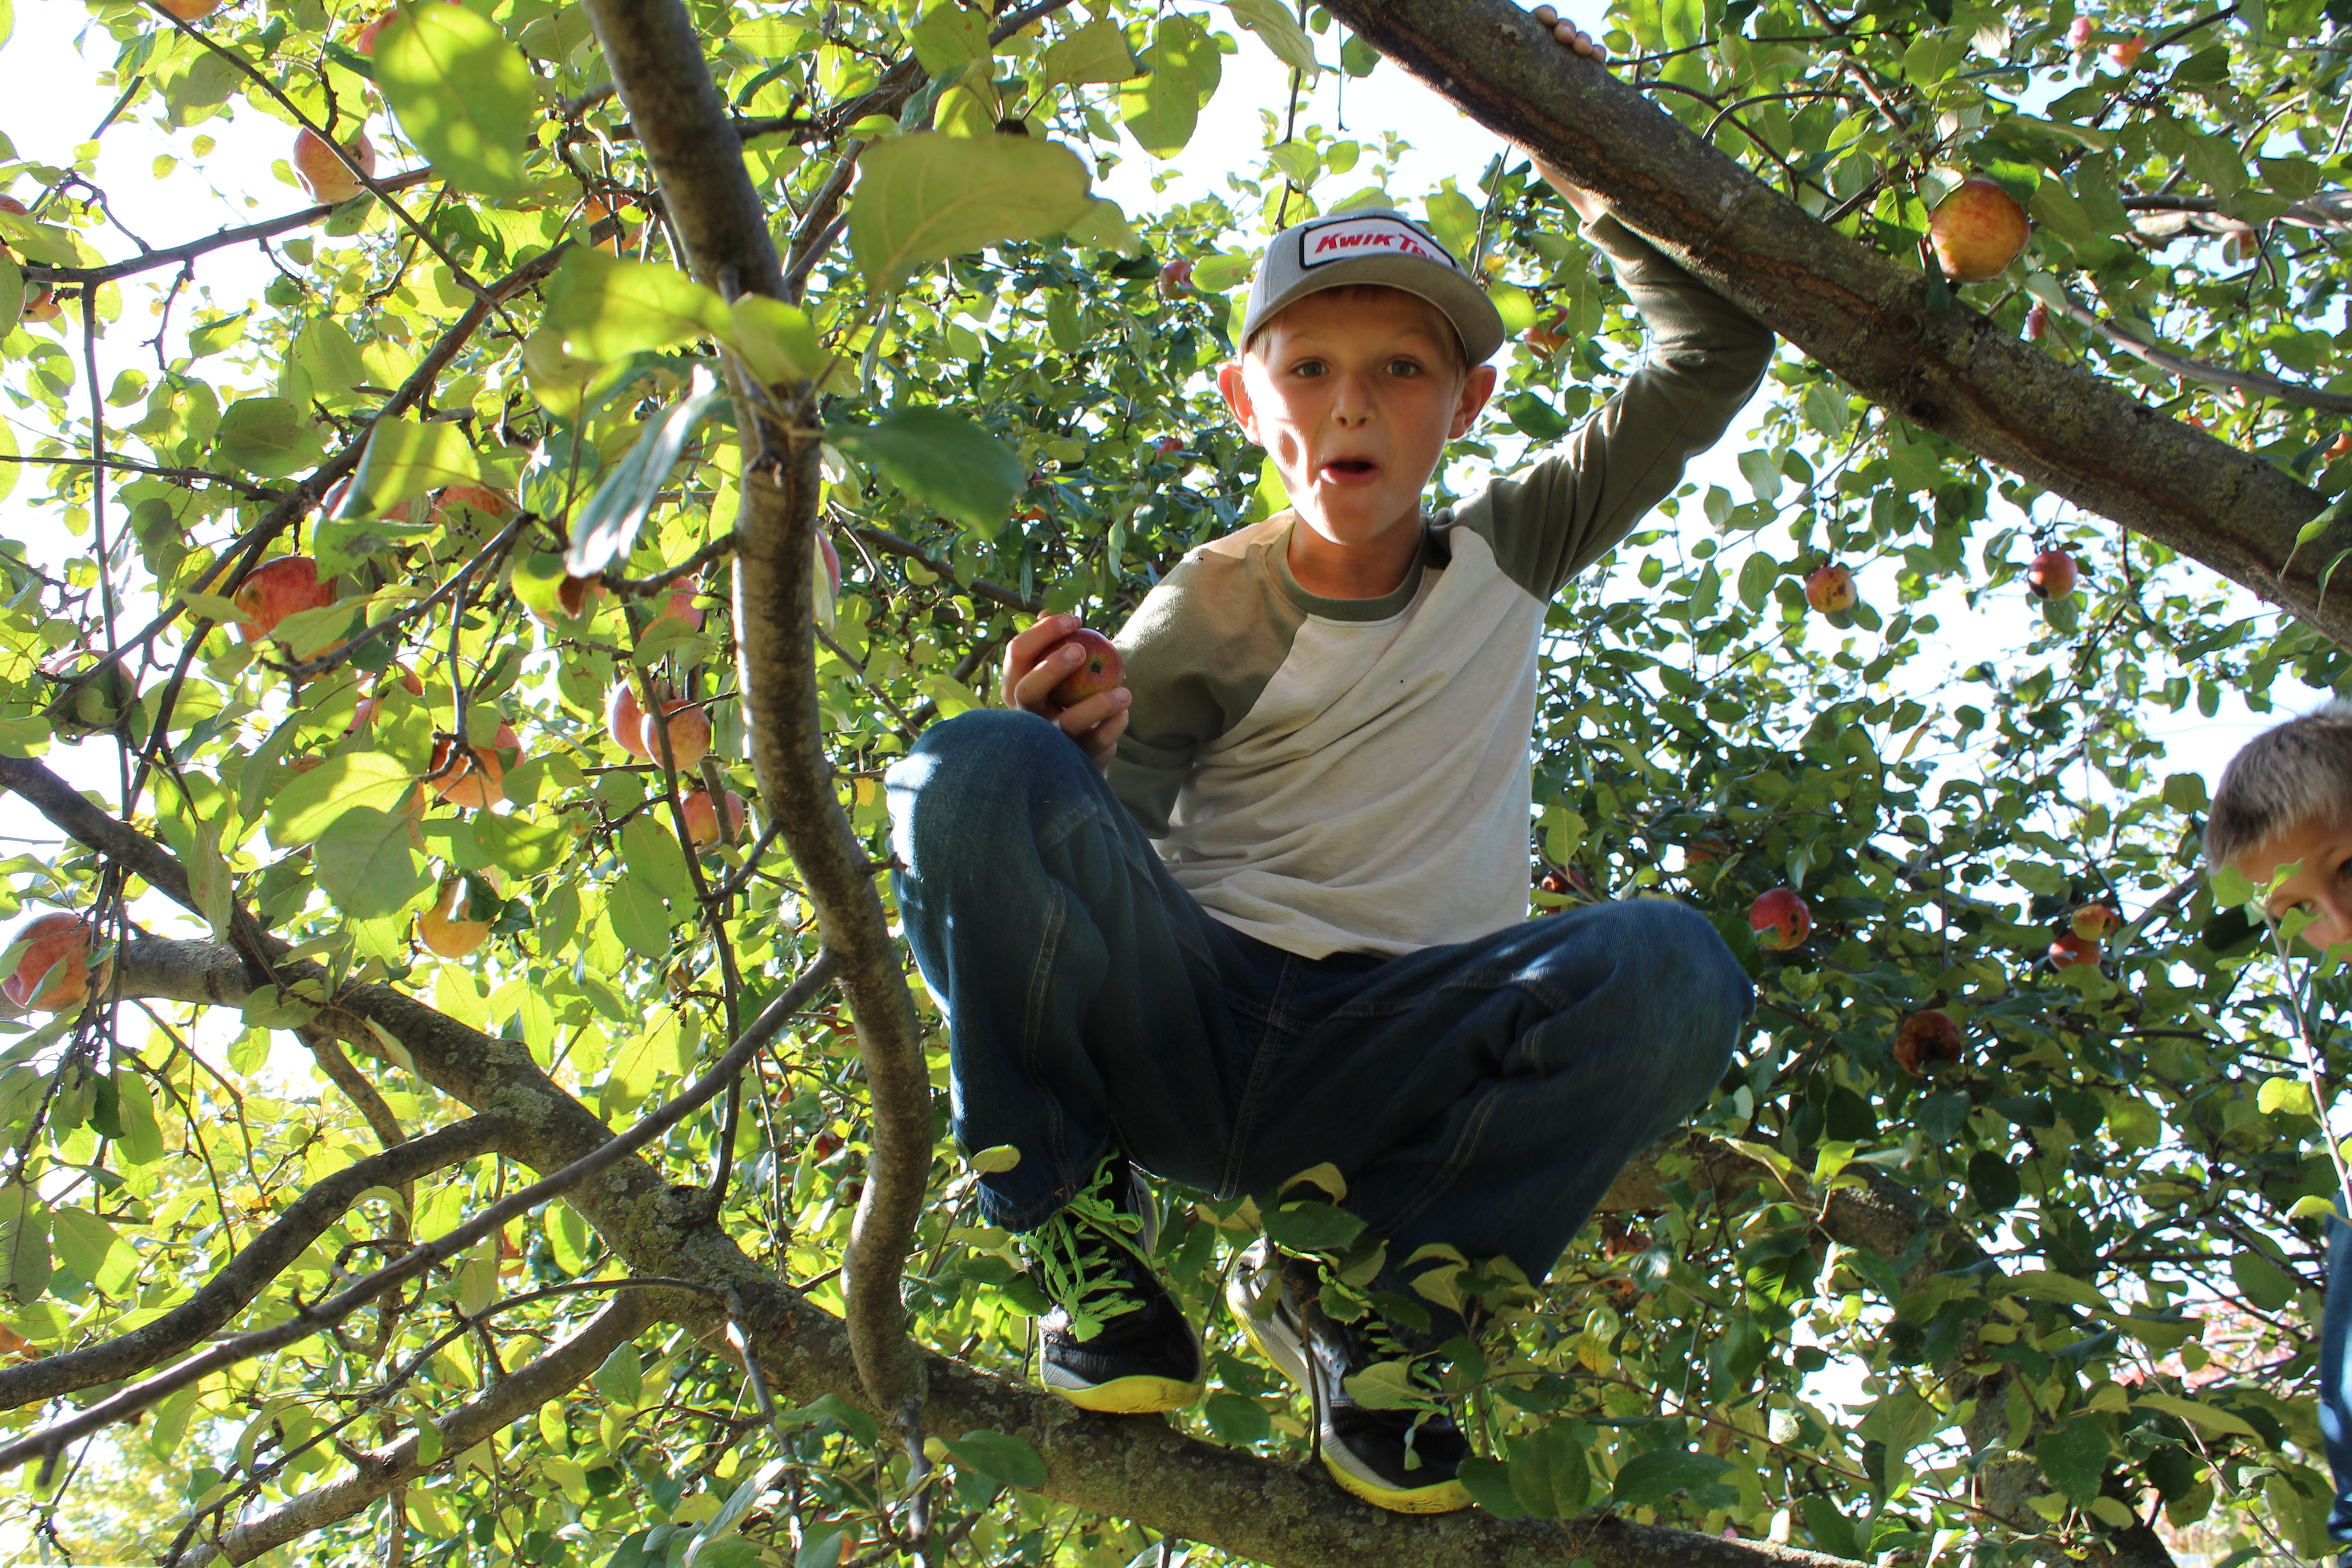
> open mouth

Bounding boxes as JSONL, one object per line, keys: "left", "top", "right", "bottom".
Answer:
{"left": 1324, "top": 458, "right": 1378, "bottom": 477}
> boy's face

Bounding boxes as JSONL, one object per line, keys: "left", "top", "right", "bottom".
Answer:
{"left": 1217, "top": 288, "right": 1498, "bottom": 557}
{"left": 2233, "top": 813, "right": 2352, "bottom": 954}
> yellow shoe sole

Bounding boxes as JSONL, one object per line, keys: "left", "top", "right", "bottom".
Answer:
{"left": 1232, "top": 1284, "right": 1473, "bottom": 1514}
{"left": 1048, "top": 1372, "right": 1208, "bottom": 1416}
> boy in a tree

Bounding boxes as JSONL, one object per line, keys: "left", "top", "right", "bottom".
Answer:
{"left": 887, "top": 11, "right": 1774, "bottom": 1514}
{"left": 2205, "top": 702, "right": 2352, "bottom": 1551}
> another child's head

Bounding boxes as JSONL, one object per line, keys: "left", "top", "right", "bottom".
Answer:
{"left": 2208, "top": 698, "right": 2352, "bottom": 950}
{"left": 1217, "top": 210, "right": 1504, "bottom": 555}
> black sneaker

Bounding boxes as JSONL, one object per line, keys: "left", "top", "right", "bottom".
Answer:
{"left": 1020, "top": 1154, "right": 1205, "bottom": 1415}
{"left": 1226, "top": 1240, "right": 1472, "bottom": 1514}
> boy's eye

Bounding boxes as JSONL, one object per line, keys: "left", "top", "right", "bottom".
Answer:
{"left": 1288, "top": 358, "right": 1327, "bottom": 377}
{"left": 1387, "top": 358, "right": 1422, "bottom": 377}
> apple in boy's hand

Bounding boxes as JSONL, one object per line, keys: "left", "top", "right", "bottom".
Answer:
{"left": 1044, "top": 629, "right": 1124, "bottom": 706}
{"left": 1749, "top": 888, "right": 1812, "bottom": 950}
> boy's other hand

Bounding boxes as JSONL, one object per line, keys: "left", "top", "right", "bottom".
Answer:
{"left": 1529, "top": 8, "right": 1612, "bottom": 226}
{"left": 1004, "top": 613, "right": 1132, "bottom": 771}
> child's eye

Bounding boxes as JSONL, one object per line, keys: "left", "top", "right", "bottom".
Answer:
{"left": 1387, "top": 358, "right": 1423, "bottom": 377}
{"left": 1287, "top": 357, "right": 1327, "bottom": 377}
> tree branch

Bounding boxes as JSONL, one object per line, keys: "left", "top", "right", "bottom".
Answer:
{"left": 0, "top": 1113, "right": 507, "bottom": 1410}
{"left": 577, "top": 0, "right": 933, "bottom": 1415}
{"left": 180, "top": 1291, "right": 660, "bottom": 1567}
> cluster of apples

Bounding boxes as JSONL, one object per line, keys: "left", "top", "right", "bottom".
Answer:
{"left": 1798, "top": 546, "right": 2078, "bottom": 617}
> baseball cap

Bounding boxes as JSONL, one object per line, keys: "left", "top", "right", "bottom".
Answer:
{"left": 1240, "top": 207, "right": 1505, "bottom": 366}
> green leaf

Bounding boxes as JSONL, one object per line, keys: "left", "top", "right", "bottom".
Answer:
{"left": 312, "top": 805, "right": 430, "bottom": 921}
{"left": 294, "top": 316, "right": 367, "bottom": 399}
{"left": 374, "top": 2, "right": 536, "bottom": 201}
{"left": 1043, "top": 18, "right": 1139, "bottom": 84}
{"left": 2232, "top": 1250, "right": 2294, "bottom": 1312}
{"left": 0, "top": 253, "right": 20, "bottom": 341}
{"left": 1119, "top": 16, "right": 1217, "bottom": 157}
{"left": 848, "top": 132, "right": 1096, "bottom": 291}
{"left": 2133, "top": 1391, "right": 2262, "bottom": 1440}
{"left": 566, "top": 365, "right": 725, "bottom": 577}
{"left": 606, "top": 869, "right": 676, "bottom": 961}
{"left": 1202, "top": 1390, "right": 1272, "bottom": 1446}
{"left": 907, "top": 0, "right": 990, "bottom": 73}
{"left": 113, "top": 1073, "right": 163, "bottom": 1166}
{"left": 473, "top": 812, "right": 568, "bottom": 877}
{"left": 51, "top": 1207, "right": 133, "bottom": 1296}
{"left": 1260, "top": 1199, "right": 1367, "bottom": 1255}
{"left": 1458, "top": 1455, "right": 1525, "bottom": 1517}
{"left": 0, "top": 1190, "right": 47, "bottom": 1302}
{"left": 966, "top": 1144, "right": 1021, "bottom": 1174}
{"left": 828, "top": 407, "right": 1023, "bottom": 530}
{"left": 1508, "top": 1423, "right": 1591, "bottom": 1516}
{"left": 216, "top": 398, "right": 325, "bottom": 479}
{"left": 941, "top": 1429, "right": 1047, "bottom": 1489}
{"left": 2258, "top": 1075, "right": 2316, "bottom": 1118}
{"left": 266, "top": 752, "right": 418, "bottom": 847}
{"left": 2034, "top": 1416, "right": 2112, "bottom": 1504}
{"left": 1611, "top": 1447, "right": 1732, "bottom": 1509}
{"left": 1228, "top": 0, "right": 1319, "bottom": 77}
{"left": 593, "top": 1342, "right": 643, "bottom": 1408}
{"left": 542, "top": 250, "right": 732, "bottom": 364}
{"left": 620, "top": 813, "right": 696, "bottom": 906}
{"left": 336, "top": 419, "right": 482, "bottom": 522}
{"left": 730, "top": 296, "right": 823, "bottom": 384}
{"left": 1339, "top": 1360, "right": 1418, "bottom": 1411}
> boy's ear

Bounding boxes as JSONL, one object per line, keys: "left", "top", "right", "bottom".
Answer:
{"left": 1218, "top": 359, "right": 1260, "bottom": 442}
{"left": 1449, "top": 364, "right": 1500, "bottom": 439}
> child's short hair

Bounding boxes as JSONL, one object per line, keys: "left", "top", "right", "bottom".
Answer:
{"left": 2205, "top": 697, "right": 2352, "bottom": 866}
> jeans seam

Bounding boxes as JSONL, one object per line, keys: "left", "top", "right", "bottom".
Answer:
{"left": 1370, "top": 1077, "right": 1509, "bottom": 1245}
{"left": 1220, "top": 953, "right": 1298, "bottom": 1198}
{"left": 1020, "top": 879, "right": 1074, "bottom": 1204}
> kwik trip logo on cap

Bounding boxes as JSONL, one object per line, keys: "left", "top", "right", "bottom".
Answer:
{"left": 1298, "top": 214, "right": 1464, "bottom": 273}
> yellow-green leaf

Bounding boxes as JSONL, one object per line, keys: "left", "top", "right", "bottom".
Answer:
{"left": 374, "top": 3, "right": 536, "bottom": 201}
{"left": 847, "top": 132, "right": 1096, "bottom": 290}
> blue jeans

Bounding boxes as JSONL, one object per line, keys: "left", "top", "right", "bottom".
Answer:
{"left": 886, "top": 710, "right": 1752, "bottom": 1325}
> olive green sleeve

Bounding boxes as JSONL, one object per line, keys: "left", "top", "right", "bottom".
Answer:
{"left": 1451, "top": 214, "right": 1776, "bottom": 599}
{"left": 1105, "top": 524, "right": 1308, "bottom": 836}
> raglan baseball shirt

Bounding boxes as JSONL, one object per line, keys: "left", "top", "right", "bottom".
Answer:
{"left": 1104, "top": 215, "right": 1775, "bottom": 960}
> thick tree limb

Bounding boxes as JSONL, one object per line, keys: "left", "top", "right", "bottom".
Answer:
{"left": 1323, "top": 0, "right": 2352, "bottom": 647}
{"left": 577, "top": 0, "right": 932, "bottom": 1415}
{"left": 180, "top": 1291, "right": 660, "bottom": 1567}
{"left": 0, "top": 1114, "right": 507, "bottom": 1410}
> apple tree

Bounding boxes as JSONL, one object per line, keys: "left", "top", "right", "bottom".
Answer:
{"left": 0, "top": 0, "right": 2347, "bottom": 1565}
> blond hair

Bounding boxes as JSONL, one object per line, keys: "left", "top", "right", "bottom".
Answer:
{"left": 2205, "top": 697, "right": 2352, "bottom": 866}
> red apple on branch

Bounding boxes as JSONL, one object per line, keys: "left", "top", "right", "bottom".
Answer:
{"left": 681, "top": 788, "right": 748, "bottom": 848}
{"left": 2027, "top": 548, "right": 2078, "bottom": 601}
{"left": 2071, "top": 903, "right": 2121, "bottom": 941}
{"left": 427, "top": 723, "right": 521, "bottom": 809}
{"left": 2048, "top": 930, "right": 2101, "bottom": 969}
{"left": 1804, "top": 564, "right": 1857, "bottom": 614}
{"left": 292, "top": 127, "right": 377, "bottom": 207}
{"left": 233, "top": 556, "right": 336, "bottom": 641}
{"left": 606, "top": 684, "right": 650, "bottom": 759}
{"left": 1749, "top": 888, "right": 1812, "bottom": 951}
{"left": 1893, "top": 1009, "right": 1965, "bottom": 1075}
{"left": 641, "top": 698, "right": 713, "bottom": 770}
{"left": 1928, "top": 178, "right": 2031, "bottom": 283}
{"left": 417, "top": 877, "right": 492, "bottom": 958}
{"left": 1, "top": 913, "right": 108, "bottom": 1013}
